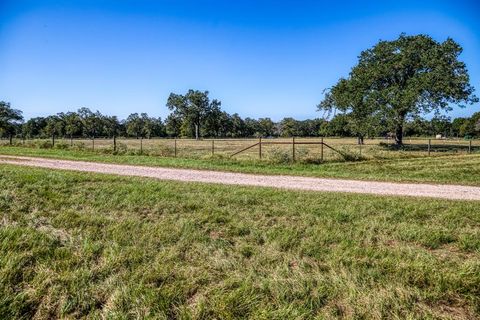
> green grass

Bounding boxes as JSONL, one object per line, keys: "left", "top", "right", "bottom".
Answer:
{"left": 1, "top": 165, "right": 479, "bottom": 318}
{"left": 1, "top": 146, "right": 480, "bottom": 185}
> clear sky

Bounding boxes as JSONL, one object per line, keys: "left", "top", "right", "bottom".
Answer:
{"left": 1, "top": 0, "right": 479, "bottom": 121}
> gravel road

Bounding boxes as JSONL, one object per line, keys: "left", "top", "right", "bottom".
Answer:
{"left": 1, "top": 155, "right": 480, "bottom": 201}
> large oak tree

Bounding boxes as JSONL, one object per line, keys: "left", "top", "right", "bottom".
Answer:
{"left": 166, "top": 90, "right": 221, "bottom": 139}
{"left": 320, "top": 34, "right": 478, "bottom": 145}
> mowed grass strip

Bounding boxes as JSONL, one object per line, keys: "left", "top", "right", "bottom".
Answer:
{"left": 1, "top": 146, "right": 480, "bottom": 185}
{"left": 1, "top": 165, "right": 480, "bottom": 319}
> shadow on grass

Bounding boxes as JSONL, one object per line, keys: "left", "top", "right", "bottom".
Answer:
{"left": 379, "top": 142, "right": 479, "bottom": 153}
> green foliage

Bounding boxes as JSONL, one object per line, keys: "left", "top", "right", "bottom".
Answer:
{"left": 320, "top": 34, "right": 478, "bottom": 144}
{"left": 267, "top": 147, "right": 293, "bottom": 164}
{"left": 166, "top": 90, "right": 222, "bottom": 139}
{"left": 0, "top": 101, "right": 23, "bottom": 137}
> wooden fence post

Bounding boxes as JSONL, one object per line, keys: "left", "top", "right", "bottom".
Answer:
{"left": 211, "top": 139, "right": 215, "bottom": 156}
{"left": 113, "top": 135, "right": 117, "bottom": 152}
{"left": 292, "top": 137, "right": 296, "bottom": 162}
{"left": 320, "top": 137, "right": 324, "bottom": 162}
{"left": 140, "top": 137, "right": 143, "bottom": 154}
{"left": 259, "top": 137, "right": 262, "bottom": 159}
{"left": 92, "top": 136, "right": 95, "bottom": 150}
{"left": 469, "top": 140, "right": 472, "bottom": 154}
{"left": 9, "top": 134, "right": 13, "bottom": 146}
{"left": 428, "top": 139, "right": 431, "bottom": 156}
{"left": 52, "top": 134, "right": 55, "bottom": 147}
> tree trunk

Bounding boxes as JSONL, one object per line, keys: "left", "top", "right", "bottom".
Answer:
{"left": 357, "top": 135, "right": 364, "bottom": 145}
{"left": 395, "top": 124, "right": 403, "bottom": 145}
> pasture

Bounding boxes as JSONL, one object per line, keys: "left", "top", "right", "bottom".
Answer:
{"left": 1, "top": 165, "right": 480, "bottom": 319}
{"left": 2, "top": 136, "right": 479, "bottom": 162}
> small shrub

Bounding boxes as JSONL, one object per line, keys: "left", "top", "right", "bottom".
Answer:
{"left": 36, "top": 140, "right": 53, "bottom": 149}
{"left": 113, "top": 143, "right": 128, "bottom": 155}
{"left": 71, "top": 142, "right": 86, "bottom": 151}
{"left": 147, "top": 146, "right": 175, "bottom": 157}
{"left": 54, "top": 142, "right": 69, "bottom": 150}
{"left": 268, "top": 147, "right": 292, "bottom": 164}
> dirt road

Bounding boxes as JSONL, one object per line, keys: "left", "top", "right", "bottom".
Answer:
{"left": 1, "top": 155, "right": 480, "bottom": 201}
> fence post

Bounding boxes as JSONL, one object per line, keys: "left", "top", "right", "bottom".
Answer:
{"left": 359, "top": 142, "right": 362, "bottom": 156}
{"left": 9, "top": 134, "right": 13, "bottom": 146}
{"left": 259, "top": 137, "right": 262, "bottom": 159}
{"left": 52, "top": 134, "right": 55, "bottom": 147}
{"left": 211, "top": 139, "right": 215, "bottom": 156}
{"left": 113, "top": 135, "right": 117, "bottom": 152}
{"left": 428, "top": 139, "right": 431, "bottom": 156}
{"left": 174, "top": 138, "right": 177, "bottom": 157}
{"left": 140, "top": 137, "right": 143, "bottom": 154}
{"left": 469, "top": 140, "right": 472, "bottom": 154}
{"left": 92, "top": 136, "right": 95, "bottom": 150}
{"left": 292, "top": 137, "right": 296, "bottom": 162}
{"left": 320, "top": 137, "right": 324, "bottom": 162}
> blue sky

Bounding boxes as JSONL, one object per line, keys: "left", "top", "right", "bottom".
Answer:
{"left": 1, "top": 0, "right": 479, "bottom": 121}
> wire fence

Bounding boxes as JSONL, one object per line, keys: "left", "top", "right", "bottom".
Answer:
{"left": 1, "top": 136, "right": 479, "bottom": 162}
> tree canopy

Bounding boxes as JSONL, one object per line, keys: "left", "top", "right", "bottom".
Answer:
{"left": 166, "top": 90, "right": 221, "bottom": 139}
{"left": 319, "top": 34, "right": 478, "bottom": 144}
{"left": 0, "top": 101, "right": 23, "bottom": 137}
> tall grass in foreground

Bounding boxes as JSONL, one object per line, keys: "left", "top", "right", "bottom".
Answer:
{"left": 1, "top": 165, "right": 479, "bottom": 319}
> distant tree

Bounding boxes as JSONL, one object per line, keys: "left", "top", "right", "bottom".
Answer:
{"left": 43, "top": 115, "right": 65, "bottom": 138}
{"left": 0, "top": 101, "right": 23, "bottom": 139}
{"left": 279, "top": 118, "right": 299, "bottom": 137}
{"left": 430, "top": 115, "right": 452, "bottom": 137}
{"left": 451, "top": 117, "right": 467, "bottom": 137}
{"left": 165, "top": 114, "right": 182, "bottom": 137}
{"left": 230, "top": 113, "right": 246, "bottom": 137}
{"left": 166, "top": 90, "right": 222, "bottom": 139}
{"left": 244, "top": 118, "right": 259, "bottom": 137}
{"left": 125, "top": 113, "right": 144, "bottom": 138}
{"left": 404, "top": 117, "right": 430, "bottom": 137}
{"left": 203, "top": 104, "right": 224, "bottom": 137}
{"left": 257, "top": 118, "right": 276, "bottom": 137}
{"left": 459, "top": 112, "right": 480, "bottom": 137}
{"left": 22, "top": 117, "right": 46, "bottom": 138}
{"left": 102, "top": 115, "right": 121, "bottom": 138}
{"left": 63, "top": 112, "right": 83, "bottom": 140}
{"left": 318, "top": 113, "right": 352, "bottom": 137}
{"left": 320, "top": 34, "right": 478, "bottom": 145}
{"left": 78, "top": 108, "right": 103, "bottom": 138}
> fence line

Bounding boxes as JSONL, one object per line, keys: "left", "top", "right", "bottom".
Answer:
{"left": 1, "top": 136, "right": 478, "bottom": 162}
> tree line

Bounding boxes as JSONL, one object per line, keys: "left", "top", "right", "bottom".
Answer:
{"left": 1, "top": 34, "right": 479, "bottom": 143}
{"left": 1, "top": 98, "right": 479, "bottom": 141}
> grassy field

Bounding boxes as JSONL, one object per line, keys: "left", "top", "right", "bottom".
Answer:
{"left": 2, "top": 137, "right": 479, "bottom": 162}
{"left": 1, "top": 146, "right": 480, "bottom": 186}
{"left": 0, "top": 165, "right": 479, "bottom": 319}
